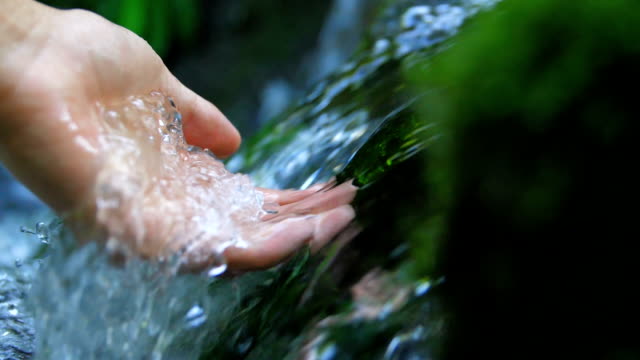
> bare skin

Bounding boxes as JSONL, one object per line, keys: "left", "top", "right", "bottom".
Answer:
{"left": 0, "top": 1, "right": 357, "bottom": 271}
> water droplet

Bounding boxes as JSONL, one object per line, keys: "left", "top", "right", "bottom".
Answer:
{"left": 14, "top": 258, "right": 23, "bottom": 268}
{"left": 20, "top": 222, "right": 50, "bottom": 243}
{"left": 173, "top": 111, "right": 182, "bottom": 126}
{"left": 187, "top": 145, "right": 202, "bottom": 153}
{"left": 207, "top": 263, "right": 227, "bottom": 278}
{"left": 131, "top": 98, "right": 145, "bottom": 109}
{"left": 167, "top": 124, "right": 180, "bottom": 134}
{"left": 414, "top": 280, "right": 431, "bottom": 297}
{"left": 36, "top": 221, "right": 50, "bottom": 243}
{"left": 184, "top": 305, "right": 207, "bottom": 329}
{"left": 373, "top": 38, "right": 391, "bottom": 55}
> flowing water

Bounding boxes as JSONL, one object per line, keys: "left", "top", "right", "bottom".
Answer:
{"left": 92, "top": 93, "right": 265, "bottom": 266}
{"left": 1, "top": 1, "right": 498, "bottom": 359}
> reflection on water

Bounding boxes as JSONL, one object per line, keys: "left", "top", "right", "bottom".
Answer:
{"left": 229, "top": 0, "right": 498, "bottom": 190}
{"left": 0, "top": 1, "right": 499, "bottom": 359}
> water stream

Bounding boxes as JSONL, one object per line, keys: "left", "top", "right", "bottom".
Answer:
{"left": 1, "top": 1, "right": 498, "bottom": 359}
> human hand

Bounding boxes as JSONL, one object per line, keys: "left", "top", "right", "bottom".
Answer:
{"left": 0, "top": 2, "right": 357, "bottom": 272}
{"left": 84, "top": 93, "right": 356, "bottom": 273}
{"left": 0, "top": 2, "right": 240, "bottom": 212}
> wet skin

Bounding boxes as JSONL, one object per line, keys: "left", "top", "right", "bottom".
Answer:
{"left": 0, "top": 0, "right": 357, "bottom": 271}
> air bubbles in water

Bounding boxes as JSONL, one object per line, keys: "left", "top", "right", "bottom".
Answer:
{"left": 19, "top": 221, "right": 50, "bottom": 244}
{"left": 91, "top": 93, "right": 265, "bottom": 266}
{"left": 7, "top": 304, "right": 19, "bottom": 317}
{"left": 35, "top": 222, "right": 49, "bottom": 243}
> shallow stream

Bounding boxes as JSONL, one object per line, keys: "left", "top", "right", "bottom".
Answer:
{"left": 0, "top": 1, "right": 498, "bottom": 359}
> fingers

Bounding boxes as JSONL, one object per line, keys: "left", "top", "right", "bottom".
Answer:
{"left": 258, "top": 186, "right": 320, "bottom": 205}
{"left": 220, "top": 181, "right": 357, "bottom": 271}
{"left": 258, "top": 181, "right": 335, "bottom": 205}
{"left": 310, "top": 205, "right": 355, "bottom": 252}
{"left": 163, "top": 74, "right": 241, "bottom": 158}
{"left": 173, "top": 178, "right": 358, "bottom": 272}
{"left": 262, "top": 180, "right": 358, "bottom": 221}
{"left": 223, "top": 204, "right": 355, "bottom": 271}
{"left": 223, "top": 217, "right": 315, "bottom": 270}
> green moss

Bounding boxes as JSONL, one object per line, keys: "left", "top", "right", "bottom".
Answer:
{"left": 406, "top": 0, "right": 640, "bottom": 357}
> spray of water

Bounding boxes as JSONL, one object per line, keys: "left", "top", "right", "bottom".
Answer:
{"left": 90, "top": 93, "right": 265, "bottom": 268}
{"left": 28, "top": 92, "right": 273, "bottom": 359}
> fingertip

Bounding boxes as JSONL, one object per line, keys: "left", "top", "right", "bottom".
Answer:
{"left": 311, "top": 205, "right": 355, "bottom": 253}
{"left": 165, "top": 76, "right": 241, "bottom": 157}
{"left": 182, "top": 96, "right": 241, "bottom": 158}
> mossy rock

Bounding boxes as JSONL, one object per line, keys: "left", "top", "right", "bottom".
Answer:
{"left": 408, "top": 0, "right": 640, "bottom": 357}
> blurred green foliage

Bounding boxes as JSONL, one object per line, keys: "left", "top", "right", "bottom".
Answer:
{"left": 406, "top": 0, "right": 640, "bottom": 358}
{"left": 41, "top": 0, "right": 200, "bottom": 56}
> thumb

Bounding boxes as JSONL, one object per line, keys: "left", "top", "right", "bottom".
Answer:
{"left": 163, "top": 74, "right": 241, "bottom": 158}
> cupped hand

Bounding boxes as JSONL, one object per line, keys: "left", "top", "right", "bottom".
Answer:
{"left": 0, "top": 3, "right": 357, "bottom": 272}
{"left": 1, "top": 5, "right": 239, "bottom": 212}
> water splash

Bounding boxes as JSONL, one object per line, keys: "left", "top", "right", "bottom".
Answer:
{"left": 92, "top": 93, "right": 265, "bottom": 267}
{"left": 18, "top": 93, "right": 275, "bottom": 359}
{"left": 0, "top": 267, "right": 35, "bottom": 359}
{"left": 30, "top": 231, "right": 220, "bottom": 359}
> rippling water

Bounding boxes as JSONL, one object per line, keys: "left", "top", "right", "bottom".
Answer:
{"left": 228, "top": 0, "right": 498, "bottom": 189}
{"left": 1, "top": 1, "right": 499, "bottom": 359}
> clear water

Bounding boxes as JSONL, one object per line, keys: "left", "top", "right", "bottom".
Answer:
{"left": 0, "top": 1, "right": 499, "bottom": 359}
{"left": 228, "top": 0, "right": 498, "bottom": 190}
{"left": 92, "top": 93, "right": 264, "bottom": 266}
{"left": 26, "top": 93, "right": 269, "bottom": 359}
